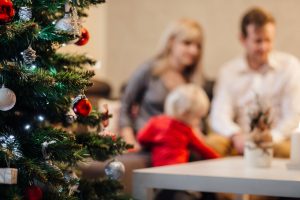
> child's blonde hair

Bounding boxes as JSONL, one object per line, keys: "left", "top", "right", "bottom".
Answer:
{"left": 165, "top": 84, "right": 209, "bottom": 120}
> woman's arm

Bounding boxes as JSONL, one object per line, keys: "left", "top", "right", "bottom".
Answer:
{"left": 119, "top": 61, "right": 153, "bottom": 150}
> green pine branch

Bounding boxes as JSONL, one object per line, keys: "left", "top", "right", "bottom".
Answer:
{"left": 76, "top": 133, "right": 131, "bottom": 161}
{"left": 52, "top": 53, "right": 96, "bottom": 67}
{"left": 0, "top": 21, "right": 39, "bottom": 60}
{"left": 79, "top": 178, "right": 133, "bottom": 200}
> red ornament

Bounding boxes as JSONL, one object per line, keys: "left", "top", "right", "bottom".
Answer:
{"left": 0, "top": 0, "right": 15, "bottom": 23}
{"left": 72, "top": 95, "right": 92, "bottom": 117}
{"left": 25, "top": 185, "right": 43, "bottom": 200}
{"left": 75, "top": 27, "right": 90, "bottom": 46}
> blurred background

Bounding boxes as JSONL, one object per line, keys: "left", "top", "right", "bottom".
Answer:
{"left": 61, "top": 0, "right": 300, "bottom": 97}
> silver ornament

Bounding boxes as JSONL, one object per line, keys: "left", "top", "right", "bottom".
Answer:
{"left": 55, "top": 3, "right": 80, "bottom": 37}
{"left": 66, "top": 108, "right": 77, "bottom": 124}
{"left": 42, "top": 140, "right": 56, "bottom": 160}
{"left": 104, "top": 160, "right": 125, "bottom": 180}
{"left": 55, "top": 13, "right": 74, "bottom": 33}
{"left": 0, "top": 134, "right": 22, "bottom": 167}
{"left": 18, "top": 7, "right": 32, "bottom": 21}
{"left": 70, "top": 5, "right": 80, "bottom": 36}
{"left": 21, "top": 46, "right": 36, "bottom": 65}
{"left": 0, "top": 85, "right": 16, "bottom": 111}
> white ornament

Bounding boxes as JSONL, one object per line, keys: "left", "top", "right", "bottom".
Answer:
{"left": 104, "top": 160, "right": 125, "bottom": 180}
{"left": 0, "top": 85, "right": 16, "bottom": 111}
{"left": 55, "top": 13, "right": 75, "bottom": 33}
{"left": 55, "top": 3, "right": 81, "bottom": 37}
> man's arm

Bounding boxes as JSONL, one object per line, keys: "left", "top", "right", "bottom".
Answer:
{"left": 272, "top": 59, "right": 300, "bottom": 142}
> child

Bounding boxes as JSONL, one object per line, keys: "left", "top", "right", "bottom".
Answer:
{"left": 137, "top": 84, "right": 220, "bottom": 167}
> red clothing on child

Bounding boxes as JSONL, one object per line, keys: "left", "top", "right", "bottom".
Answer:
{"left": 137, "top": 115, "right": 220, "bottom": 167}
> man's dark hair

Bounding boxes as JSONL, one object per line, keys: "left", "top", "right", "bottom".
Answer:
{"left": 241, "top": 7, "right": 275, "bottom": 37}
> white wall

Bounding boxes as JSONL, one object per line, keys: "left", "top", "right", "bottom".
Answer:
{"left": 63, "top": 0, "right": 300, "bottom": 97}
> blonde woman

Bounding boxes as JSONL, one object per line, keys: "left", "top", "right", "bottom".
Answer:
{"left": 119, "top": 19, "right": 205, "bottom": 151}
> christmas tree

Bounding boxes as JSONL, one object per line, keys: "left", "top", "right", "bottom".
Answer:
{"left": 0, "top": 0, "right": 131, "bottom": 199}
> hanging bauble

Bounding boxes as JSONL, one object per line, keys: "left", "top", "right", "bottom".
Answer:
{"left": 25, "top": 185, "right": 43, "bottom": 200}
{"left": 0, "top": 85, "right": 16, "bottom": 111}
{"left": 55, "top": 3, "right": 80, "bottom": 37}
{"left": 72, "top": 95, "right": 92, "bottom": 117}
{"left": 65, "top": 108, "right": 77, "bottom": 124}
{"left": 55, "top": 13, "right": 75, "bottom": 33}
{"left": 0, "top": 0, "right": 15, "bottom": 23}
{"left": 104, "top": 160, "right": 125, "bottom": 180}
{"left": 75, "top": 27, "right": 90, "bottom": 46}
{"left": 21, "top": 46, "right": 36, "bottom": 65}
{"left": 18, "top": 6, "right": 32, "bottom": 21}
{"left": 41, "top": 140, "right": 56, "bottom": 160}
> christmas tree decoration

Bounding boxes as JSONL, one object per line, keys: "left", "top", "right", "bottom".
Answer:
{"left": 0, "top": 85, "right": 16, "bottom": 111}
{"left": 0, "top": 134, "right": 22, "bottom": 161}
{"left": 65, "top": 108, "right": 77, "bottom": 124}
{"left": 72, "top": 94, "right": 92, "bottom": 117}
{"left": 0, "top": 168, "right": 18, "bottom": 184}
{"left": 0, "top": 134, "right": 19, "bottom": 184}
{"left": 55, "top": 2, "right": 80, "bottom": 37}
{"left": 69, "top": 2, "right": 80, "bottom": 36}
{"left": 100, "top": 104, "right": 110, "bottom": 128}
{"left": 55, "top": 13, "right": 76, "bottom": 34}
{"left": 35, "top": 114, "right": 45, "bottom": 122}
{"left": 104, "top": 160, "right": 125, "bottom": 180}
{"left": 0, "top": 0, "right": 15, "bottom": 23}
{"left": 25, "top": 185, "right": 43, "bottom": 200}
{"left": 18, "top": 6, "right": 32, "bottom": 21}
{"left": 21, "top": 46, "right": 37, "bottom": 65}
{"left": 41, "top": 140, "right": 56, "bottom": 160}
{"left": 23, "top": 123, "right": 32, "bottom": 131}
{"left": 75, "top": 27, "right": 90, "bottom": 46}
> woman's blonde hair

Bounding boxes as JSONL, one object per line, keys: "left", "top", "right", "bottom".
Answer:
{"left": 165, "top": 84, "right": 209, "bottom": 119}
{"left": 153, "top": 19, "right": 204, "bottom": 83}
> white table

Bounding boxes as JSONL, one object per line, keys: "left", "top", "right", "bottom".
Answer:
{"left": 133, "top": 157, "right": 300, "bottom": 200}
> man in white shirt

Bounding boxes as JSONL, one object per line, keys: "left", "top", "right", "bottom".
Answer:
{"left": 210, "top": 7, "right": 300, "bottom": 157}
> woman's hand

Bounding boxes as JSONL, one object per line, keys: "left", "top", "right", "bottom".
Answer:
{"left": 121, "top": 127, "right": 142, "bottom": 153}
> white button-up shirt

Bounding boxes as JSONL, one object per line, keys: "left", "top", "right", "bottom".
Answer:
{"left": 210, "top": 51, "right": 300, "bottom": 142}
